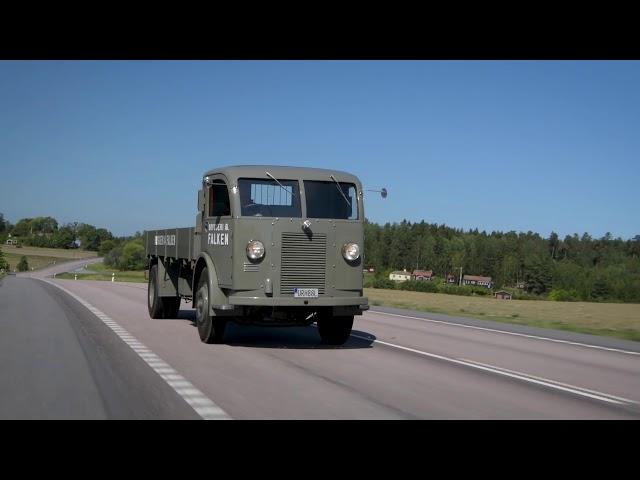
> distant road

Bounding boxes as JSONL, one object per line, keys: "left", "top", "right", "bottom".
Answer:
{"left": 0, "top": 259, "right": 638, "bottom": 419}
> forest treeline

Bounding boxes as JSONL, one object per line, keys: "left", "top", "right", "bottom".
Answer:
{"left": 2, "top": 213, "right": 639, "bottom": 302}
{"left": 364, "top": 219, "right": 640, "bottom": 303}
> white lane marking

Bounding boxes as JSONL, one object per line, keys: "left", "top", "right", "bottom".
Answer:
{"left": 367, "top": 310, "right": 640, "bottom": 356}
{"left": 350, "top": 333, "right": 635, "bottom": 406}
{"left": 458, "top": 358, "right": 638, "bottom": 405}
{"left": 41, "top": 279, "right": 231, "bottom": 420}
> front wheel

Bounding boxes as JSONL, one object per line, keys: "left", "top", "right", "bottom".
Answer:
{"left": 317, "top": 315, "right": 354, "bottom": 345}
{"left": 195, "top": 267, "right": 227, "bottom": 344}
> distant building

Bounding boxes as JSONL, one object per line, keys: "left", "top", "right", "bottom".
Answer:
{"left": 463, "top": 275, "right": 492, "bottom": 288}
{"left": 446, "top": 274, "right": 457, "bottom": 284}
{"left": 494, "top": 290, "right": 513, "bottom": 300}
{"left": 412, "top": 269, "right": 433, "bottom": 281}
{"left": 515, "top": 281, "right": 525, "bottom": 289}
{"left": 5, "top": 234, "right": 19, "bottom": 246}
{"left": 389, "top": 269, "right": 411, "bottom": 282}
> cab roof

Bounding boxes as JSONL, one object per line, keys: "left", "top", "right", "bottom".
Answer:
{"left": 202, "top": 165, "right": 362, "bottom": 186}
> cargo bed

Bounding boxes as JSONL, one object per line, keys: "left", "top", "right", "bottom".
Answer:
{"left": 145, "top": 228, "right": 197, "bottom": 260}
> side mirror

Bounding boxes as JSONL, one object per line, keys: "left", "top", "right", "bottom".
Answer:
{"left": 366, "top": 187, "right": 388, "bottom": 199}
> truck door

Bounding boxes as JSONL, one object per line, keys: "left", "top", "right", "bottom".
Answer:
{"left": 203, "top": 176, "right": 233, "bottom": 287}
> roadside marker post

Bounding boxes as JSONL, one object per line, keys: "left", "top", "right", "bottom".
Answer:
{"left": 112, "top": 272, "right": 115, "bottom": 282}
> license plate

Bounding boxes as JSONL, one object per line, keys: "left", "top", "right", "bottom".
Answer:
{"left": 294, "top": 288, "right": 318, "bottom": 298}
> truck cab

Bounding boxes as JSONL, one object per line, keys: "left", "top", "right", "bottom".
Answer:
{"left": 145, "top": 165, "right": 370, "bottom": 345}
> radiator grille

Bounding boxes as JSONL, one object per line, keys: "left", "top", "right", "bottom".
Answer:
{"left": 280, "top": 232, "right": 326, "bottom": 295}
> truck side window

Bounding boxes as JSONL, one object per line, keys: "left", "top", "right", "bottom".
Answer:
{"left": 208, "top": 181, "right": 231, "bottom": 217}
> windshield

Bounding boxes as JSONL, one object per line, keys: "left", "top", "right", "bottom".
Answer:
{"left": 304, "top": 180, "right": 358, "bottom": 220}
{"left": 238, "top": 178, "right": 302, "bottom": 217}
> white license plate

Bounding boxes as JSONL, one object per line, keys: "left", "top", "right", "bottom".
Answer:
{"left": 294, "top": 288, "right": 318, "bottom": 298}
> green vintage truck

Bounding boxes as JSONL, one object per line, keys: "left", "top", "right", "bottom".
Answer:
{"left": 145, "top": 165, "right": 372, "bottom": 345}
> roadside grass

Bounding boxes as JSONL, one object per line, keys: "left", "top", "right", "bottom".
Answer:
{"left": 56, "top": 261, "right": 146, "bottom": 283}
{"left": 0, "top": 245, "right": 97, "bottom": 272}
{"left": 1, "top": 245, "right": 98, "bottom": 259}
{"left": 365, "top": 288, "right": 640, "bottom": 342}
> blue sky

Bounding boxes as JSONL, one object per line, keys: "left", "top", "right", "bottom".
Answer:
{"left": 1, "top": 60, "right": 638, "bottom": 238}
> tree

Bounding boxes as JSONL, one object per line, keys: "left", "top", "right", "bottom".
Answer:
{"left": 51, "top": 227, "right": 74, "bottom": 248}
{"left": 591, "top": 276, "right": 610, "bottom": 300}
{"left": 0, "top": 248, "right": 8, "bottom": 271}
{"left": 12, "top": 218, "right": 33, "bottom": 237}
{"left": 548, "top": 231, "right": 559, "bottom": 259}
{"left": 525, "top": 257, "right": 553, "bottom": 295}
{"left": 98, "top": 239, "right": 116, "bottom": 257}
{"left": 17, "top": 256, "right": 29, "bottom": 272}
{"left": 30, "top": 216, "right": 58, "bottom": 234}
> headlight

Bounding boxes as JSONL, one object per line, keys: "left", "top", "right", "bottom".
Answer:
{"left": 246, "top": 240, "right": 265, "bottom": 261}
{"left": 342, "top": 243, "right": 360, "bottom": 261}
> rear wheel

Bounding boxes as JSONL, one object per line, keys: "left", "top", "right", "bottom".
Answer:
{"left": 317, "top": 315, "right": 354, "bottom": 345}
{"left": 195, "top": 267, "right": 227, "bottom": 343}
{"left": 148, "top": 264, "right": 164, "bottom": 319}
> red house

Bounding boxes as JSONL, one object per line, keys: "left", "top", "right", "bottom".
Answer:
{"left": 412, "top": 270, "right": 433, "bottom": 281}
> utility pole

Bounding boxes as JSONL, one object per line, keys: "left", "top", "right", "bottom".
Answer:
{"left": 459, "top": 266, "right": 463, "bottom": 287}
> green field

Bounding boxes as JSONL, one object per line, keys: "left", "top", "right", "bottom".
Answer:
{"left": 56, "top": 262, "right": 146, "bottom": 283}
{"left": 0, "top": 245, "right": 97, "bottom": 272}
{"left": 365, "top": 288, "right": 640, "bottom": 342}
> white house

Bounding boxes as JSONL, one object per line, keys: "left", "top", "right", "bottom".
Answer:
{"left": 463, "top": 275, "right": 492, "bottom": 288}
{"left": 389, "top": 269, "right": 412, "bottom": 282}
{"left": 5, "top": 234, "right": 19, "bottom": 246}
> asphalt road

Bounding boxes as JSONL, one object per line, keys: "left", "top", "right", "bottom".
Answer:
{"left": 2, "top": 258, "right": 639, "bottom": 419}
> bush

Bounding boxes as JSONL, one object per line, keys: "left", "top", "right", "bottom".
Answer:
{"left": 104, "top": 239, "right": 147, "bottom": 271}
{"left": 121, "top": 240, "right": 146, "bottom": 270}
{"left": 549, "top": 288, "right": 580, "bottom": 302}
{"left": 0, "top": 249, "right": 8, "bottom": 271}
{"left": 17, "top": 256, "right": 29, "bottom": 272}
{"left": 104, "top": 245, "right": 122, "bottom": 269}
{"left": 434, "top": 284, "right": 492, "bottom": 297}
{"left": 372, "top": 277, "right": 397, "bottom": 289}
{"left": 398, "top": 280, "right": 439, "bottom": 293}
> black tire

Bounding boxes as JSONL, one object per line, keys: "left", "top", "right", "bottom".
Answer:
{"left": 317, "top": 315, "right": 354, "bottom": 345}
{"left": 162, "top": 296, "right": 181, "bottom": 319}
{"left": 148, "top": 264, "right": 164, "bottom": 319}
{"left": 195, "top": 267, "right": 227, "bottom": 344}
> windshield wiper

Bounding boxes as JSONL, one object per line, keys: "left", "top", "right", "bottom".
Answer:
{"left": 265, "top": 171, "right": 295, "bottom": 197}
{"left": 329, "top": 174, "right": 351, "bottom": 207}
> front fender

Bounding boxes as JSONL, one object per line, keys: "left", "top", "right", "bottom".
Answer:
{"left": 192, "top": 253, "right": 230, "bottom": 315}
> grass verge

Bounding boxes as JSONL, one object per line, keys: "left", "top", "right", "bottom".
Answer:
{"left": 56, "top": 262, "right": 146, "bottom": 283}
{"left": 365, "top": 288, "right": 640, "bottom": 342}
{"left": 0, "top": 245, "right": 97, "bottom": 272}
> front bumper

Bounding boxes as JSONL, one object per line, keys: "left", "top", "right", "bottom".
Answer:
{"left": 227, "top": 295, "right": 368, "bottom": 309}
{"left": 210, "top": 295, "right": 369, "bottom": 317}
